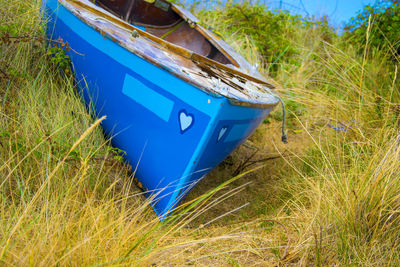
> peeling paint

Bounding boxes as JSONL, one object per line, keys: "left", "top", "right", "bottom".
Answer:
{"left": 60, "top": 0, "right": 280, "bottom": 108}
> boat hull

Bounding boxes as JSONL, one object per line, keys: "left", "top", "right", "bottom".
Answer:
{"left": 42, "top": 0, "right": 274, "bottom": 219}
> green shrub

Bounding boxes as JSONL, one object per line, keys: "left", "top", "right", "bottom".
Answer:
{"left": 194, "top": 1, "right": 335, "bottom": 75}
{"left": 345, "top": 0, "right": 400, "bottom": 58}
{"left": 201, "top": 2, "right": 301, "bottom": 69}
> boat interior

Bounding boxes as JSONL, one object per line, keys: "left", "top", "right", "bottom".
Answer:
{"left": 94, "top": 0, "right": 233, "bottom": 65}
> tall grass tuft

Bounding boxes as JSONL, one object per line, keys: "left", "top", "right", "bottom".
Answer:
{"left": 1, "top": 0, "right": 399, "bottom": 265}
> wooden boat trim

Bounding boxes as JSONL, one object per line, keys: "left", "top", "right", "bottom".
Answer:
{"left": 63, "top": 0, "right": 279, "bottom": 109}
{"left": 66, "top": 0, "right": 273, "bottom": 85}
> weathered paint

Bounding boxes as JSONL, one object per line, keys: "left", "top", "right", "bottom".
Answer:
{"left": 59, "top": 0, "right": 280, "bottom": 108}
{"left": 42, "top": 0, "right": 280, "bottom": 219}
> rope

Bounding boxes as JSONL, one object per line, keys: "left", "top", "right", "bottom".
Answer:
{"left": 274, "top": 95, "right": 288, "bottom": 144}
{"left": 160, "top": 21, "right": 185, "bottom": 39}
{"left": 197, "top": 21, "right": 225, "bottom": 40}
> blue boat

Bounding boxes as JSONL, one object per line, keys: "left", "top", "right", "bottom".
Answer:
{"left": 42, "top": 0, "right": 282, "bottom": 219}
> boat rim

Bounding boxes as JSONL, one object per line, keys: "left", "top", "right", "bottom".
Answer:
{"left": 57, "top": 0, "right": 281, "bottom": 109}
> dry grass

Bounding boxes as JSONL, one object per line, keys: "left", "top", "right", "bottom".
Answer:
{"left": 1, "top": 0, "right": 399, "bottom": 265}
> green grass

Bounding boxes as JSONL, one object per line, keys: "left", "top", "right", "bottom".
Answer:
{"left": 1, "top": 0, "right": 400, "bottom": 265}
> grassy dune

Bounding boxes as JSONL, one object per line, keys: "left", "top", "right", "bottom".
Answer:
{"left": 1, "top": 0, "right": 399, "bottom": 265}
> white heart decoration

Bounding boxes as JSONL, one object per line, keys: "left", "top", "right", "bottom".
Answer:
{"left": 179, "top": 111, "right": 194, "bottom": 133}
{"left": 218, "top": 127, "right": 228, "bottom": 142}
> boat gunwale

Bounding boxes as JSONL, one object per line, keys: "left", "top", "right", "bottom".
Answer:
{"left": 58, "top": 0, "right": 280, "bottom": 109}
